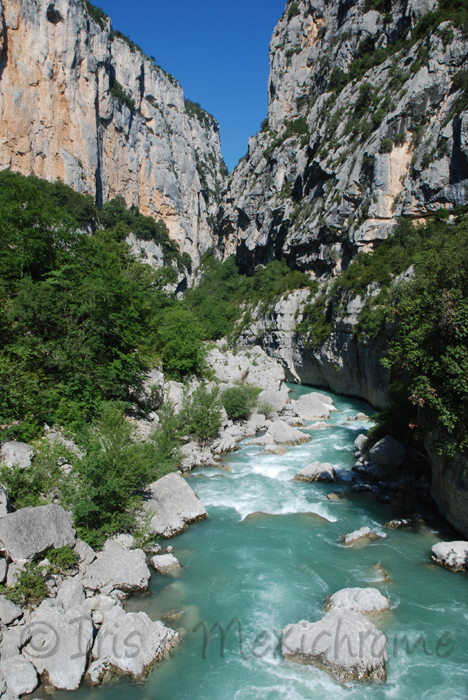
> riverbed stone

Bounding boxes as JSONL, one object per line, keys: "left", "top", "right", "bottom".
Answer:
{"left": 354, "top": 434, "right": 368, "bottom": 452}
{"left": 150, "top": 553, "right": 182, "bottom": 575}
{"left": 83, "top": 540, "right": 150, "bottom": 592}
{"left": 431, "top": 541, "right": 468, "bottom": 571}
{"left": 0, "top": 651, "right": 38, "bottom": 697}
{"left": 261, "top": 445, "right": 289, "bottom": 455}
{"left": 0, "top": 442, "right": 35, "bottom": 469}
{"left": 289, "top": 394, "right": 333, "bottom": 420}
{"left": 341, "top": 526, "right": 381, "bottom": 546}
{"left": 213, "top": 434, "right": 238, "bottom": 454}
{"left": 74, "top": 538, "right": 96, "bottom": 566}
{"left": 23, "top": 603, "right": 94, "bottom": 690}
{"left": 143, "top": 472, "right": 208, "bottom": 538}
{"left": 325, "top": 587, "right": 390, "bottom": 614}
{"left": 0, "top": 596, "right": 22, "bottom": 625}
{"left": 89, "top": 606, "right": 179, "bottom": 682}
{"left": 56, "top": 580, "right": 86, "bottom": 610}
{"left": 257, "top": 388, "right": 290, "bottom": 412}
{"left": 294, "top": 461, "right": 336, "bottom": 482}
{"left": 0, "top": 504, "right": 75, "bottom": 562}
{"left": 266, "top": 421, "right": 311, "bottom": 446}
{"left": 282, "top": 609, "right": 387, "bottom": 681}
{"left": 369, "top": 436, "right": 408, "bottom": 469}
{"left": 0, "top": 558, "right": 7, "bottom": 583}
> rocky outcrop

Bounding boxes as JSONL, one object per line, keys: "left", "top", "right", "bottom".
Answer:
{"left": 143, "top": 472, "right": 208, "bottom": 537}
{"left": 150, "top": 553, "right": 182, "bottom": 575}
{"left": 369, "top": 436, "right": 408, "bottom": 468}
{"left": 217, "top": 0, "right": 468, "bottom": 277}
{"left": 282, "top": 610, "right": 387, "bottom": 681}
{"left": 82, "top": 540, "right": 150, "bottom": 593}
{"left": 206, "top": 344, "right": 286, "bottom": 391}
{"left": 265, "top": 420, "right": 311, "bottom": 445}
{"left": 0, "top": 504, "right": 75, "bottom": 562}
{"left": 0, "top": 0, "right": 226, "bottom": 265}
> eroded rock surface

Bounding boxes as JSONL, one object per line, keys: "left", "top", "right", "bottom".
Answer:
{"left": 0, "top": 505, "right": 75, "bottom": 562}
{"left": 143, "top": 472, "right": 208, "bottom": 537}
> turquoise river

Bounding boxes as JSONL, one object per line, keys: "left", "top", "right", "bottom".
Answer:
{"left": 53, "top": 384, "right": 468, "bottom": 700}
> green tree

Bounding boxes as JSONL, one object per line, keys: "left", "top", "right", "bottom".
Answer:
{"left": 158, "top": 307, "right": 205, "bottom": 378}
{"left": 221, "top": 386, "right": 260, "bottom": 420}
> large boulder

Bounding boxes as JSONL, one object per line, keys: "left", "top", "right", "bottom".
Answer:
{"left": 0, "top": 504, "right": 75, "bottom": 562}
{"left": 23, "top": 602, "right": 94, "bottom": 690}
{"left": 150, "top": 553, "right": 182, "bottom": 575}
{"left": 282, "top": 609, "right": 387, "bottom": 681}
{"left": 0, "top": 650, "right": 38, "bottom": 697}
{"left": 266, "top": 421, "right": 311, "bottom": 446}
{"left": 0, "top": 442, "right": 35, "bottom": 469}
{"left": 82, "top": 540, "right": 150, "bottom": 593}
{"left": 289, "top": 393, "right": 334, "bottom": 420}
{"left": 294, "top": 462, "right": 336, "bottom": 482}
{"left": 128, "top": 368, "right": 164, "bottom": 411}
{"left": 325, "top": 587, "right": 390, "bottom": 614}
{"left": 354, "top": 434, "right": 368, "bottom": 453}
{"left": 0, "top": 558, "right": 7, "bottom": 583}
{"left": 0, "top": 595, "right": 22, "bottom": 625}
{"left": 257, "top": 388, "right": 290, "bottom": 412}
{"left": 89, "top": 607, "right": 179, "bottom": 682}
{"left": 143, "top": 473, "right": 208, "bottom": 538}
{"left": 431, "top": 541, "right": 468, "bottom": 572}
{"left": 212, "top": 434, "right": 238, "bottom": 455}
{"left": 369, "top": 436, "right": 408, "bottom": 469}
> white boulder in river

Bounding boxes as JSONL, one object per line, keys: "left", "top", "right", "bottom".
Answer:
{"left": 341, "top": 526, "right": 382, "bottom": 546}
{"left": 143, "top": 472, "right": 208, "bottom": 538}
{"left": 294, "top": 461, "right": 336, "bottom": 482}
{"left": 431, "top": 541, "right": 468, "bottom": 572}
{"left": 150, "top": 553, "right": 182, "bottom": 575}
{"left": 266, "top": 421, "right": 311, "bottom": 446}
{"left": 0, "top": 504, "right": 75, "bottom": 562}
{"left": 325, "top": 587, "right": 390, "bottom": 614}
{"left": 289, "top": 393, "right": 336, "bottom": 420}
{"left": 282, "top": 609, "right": 387, "bottom": 681}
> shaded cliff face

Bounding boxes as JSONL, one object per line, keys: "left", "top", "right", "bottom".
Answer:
{"left": 0, "top": 0, "right": 226, "bottom": 263}
{"left": 217, "top": 0, "right": 468, "bottom": 276}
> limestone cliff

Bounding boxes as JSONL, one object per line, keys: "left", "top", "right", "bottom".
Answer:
{"left": 217, "top": 0, "right": 468, "bottom": 276}
{"left": 0, "top": 0, "right": 227, "bottom": 263}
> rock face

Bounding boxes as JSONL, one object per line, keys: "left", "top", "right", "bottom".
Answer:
{"left": 294, "top": 461, "right": 336, "bottom": 482}
{"left": 428, "top": 445, "right": 468, "bottom": 539}
{"left": 282, "top": 610, "right": 387, "bottom": 681}
{"left": 0, "top": 0, "right": 226, "bottom": 265}
{"left": 217, "top": 0, "right": 468, "bottom": 276}
{"left": 206, "top": 345, "right": 285, "bottom": 391}
{"left": 89, "top": 607, "right": 179, "bottom": 682}
{"left": 143, "top": 472, "right": 208, "bottom": 537}
{"left": 431, "top": 541, "right": 468, "bottom": 571}
{"left": 369, "top": 436, "right": 408, "bottom": 468}
{"left": 0, "top": 441, "right": 34, "bottom": 469}
{"left": 325, "top": 587, "right": 390, "bottom": 614}
{"left": 0, "top": 504, "right": 75, "bottom": 562}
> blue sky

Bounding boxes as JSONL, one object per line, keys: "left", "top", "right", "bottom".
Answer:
{"left": 96, "top": 0, "right": 287, "bottom": 171}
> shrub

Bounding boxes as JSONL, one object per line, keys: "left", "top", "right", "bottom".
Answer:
{"left": 221, "top": 386, "right": 260, "bottom": 420}
{"left": 185, "top": 100, "right": 217, "bottom": 130}
{"left": 287, "top": 2, "right": 300, "bottom": 20}
{"left": 257, "top": 401, "right": 275, "bottom": 417}
{"left": 1, "top": 563, "right": 48, "bottom": 606}
{"left": 379, "top": 138, "right": 393, "bottom": 153}
{"left": 110, "top": 79, "right": 136, "bottom": 112}
{"left": 47, "top": 545, "right": 78, "bottom": 573}
{"left": 179, "top": 384, "right": 223, "bottom": 444}
{"left": 81, "top": 0, "right": 107, "bottom": 29}
{"left": 71, "top": 403, "right": 163, "bottom": 548}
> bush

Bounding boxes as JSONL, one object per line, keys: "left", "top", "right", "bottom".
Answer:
{"left": 257, "top": 401, "right": 275, "bottom": 417}
{"left": 110, "top": 79, "right": 136, "bottom": 112}
{"left": 47, "top": 545, "right": 78, "bottom": 573}
{"left": 71, "top": 403, "right": 163, "bottom": 548}
{"left": 179, "top": 384, "right": 223, "bottom": 444}
{"left": 221, "top": 386, "right": 260, "bottom": 420}
{"left": 379, "top": 138, "right": 393, "bottom": 153}
{"left": 1, "top": 563, "right": 48, "bottom": 606}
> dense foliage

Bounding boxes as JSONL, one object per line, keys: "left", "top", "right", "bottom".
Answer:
{"left": 186, "top": 250, "right": 315, "bottom": 340}
{"left": 0, "top": 172, "right": 200, "bottom": 440}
